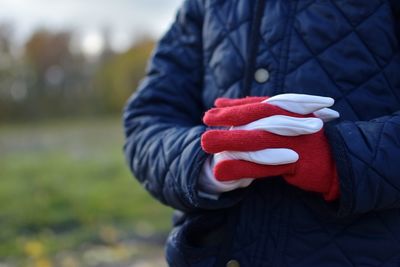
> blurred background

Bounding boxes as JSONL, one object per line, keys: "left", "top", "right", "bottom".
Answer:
{"left": 0, "top": 0, "right": 183, "bottom": 266}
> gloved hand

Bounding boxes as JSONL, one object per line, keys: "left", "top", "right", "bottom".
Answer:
{"left": 200, "top": 94, "right": 340, "bottom": 201}
{"left": 197, "top": 116, "right": 321, "bottom": 196}
{"left": 198, "top": 116, "right": 315, "bottom": 195}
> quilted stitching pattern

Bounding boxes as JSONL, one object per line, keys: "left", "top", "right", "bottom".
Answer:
{"left": 283, "top": 0, "right": 400, "bottom": 120}
{"left": 203, "top": 1, "right": 252, "bottom": 102}
{"left": 284, "top": 196, "right": 400, "bottom": 266}
{"left": 123, "top": 0, "right": 400, "bottom": 266}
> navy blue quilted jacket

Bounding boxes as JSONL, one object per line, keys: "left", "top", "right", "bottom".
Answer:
{"left": 123, "top": 0, "right": 400, "bottom": 266}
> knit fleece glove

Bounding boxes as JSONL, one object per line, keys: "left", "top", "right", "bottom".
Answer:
{"left": 201, "top": 95, "right": 340, "bottom": 201}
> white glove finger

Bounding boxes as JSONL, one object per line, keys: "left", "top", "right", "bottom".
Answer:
{"left": 232, "top": 115, "right": 323, "bottom": 136}
{"left": 210, "top": 156, "right": 254, "bottom": 189}
{"left": 199, "top": 157, "right": 254, "bottom": 194}
{"left": 263, "top": 93, "right": 334, "bottom": 114}
{"left": 216, "top": 148, "right": 299, "bottom": 165}
{"left": 313, "top": 108, "right": 340, "bottom": 122}
{"left": 215, "top": 178, "right": 254, "bottom": 191}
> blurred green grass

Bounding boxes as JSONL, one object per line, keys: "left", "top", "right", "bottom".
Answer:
{"left": 0, "top": 118, "right": 172, "bottom": 264}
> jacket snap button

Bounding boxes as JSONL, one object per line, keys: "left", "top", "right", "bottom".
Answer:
{"left": 254, "top": 68, "right": 270, "bottom": 83}
{"left": 226, "top": 259, "right": 240, "bottom": 267}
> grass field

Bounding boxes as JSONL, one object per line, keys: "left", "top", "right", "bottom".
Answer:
{"left": 0, "top": 118, "right": 173, "bottom": 267}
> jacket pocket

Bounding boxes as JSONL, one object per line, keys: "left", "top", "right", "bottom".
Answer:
{"left": 166, "top": 211, "right": 229, "bottom": 267}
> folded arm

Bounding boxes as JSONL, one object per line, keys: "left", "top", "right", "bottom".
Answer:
{"left": 326, "top": 111, "right": 400, "bottom": 216}
{"left": 123, "top": 0, "right": 245, "bottom": 212}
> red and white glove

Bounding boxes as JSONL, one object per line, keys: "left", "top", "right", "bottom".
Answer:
{"left": 198, "top": 94, "right": 340, "bottom": 201}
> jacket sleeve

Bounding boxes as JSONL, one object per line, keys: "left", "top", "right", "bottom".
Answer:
{"left": 325, "top": 111, "right": 400, "bottom": 217}
{"left": 123, "top": 0, "right": 246, "bottom": 212}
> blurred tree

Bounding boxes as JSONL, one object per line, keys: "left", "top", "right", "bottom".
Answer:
{"left": 25, "top": 30, "right": 71, "bottom": 72}
{"left": 0, "top": 22, "right": 18, "bottom": 121}
{"left": 0, "top": 23, "right": 13, "bottom": 54}
{"left": 0, "top": 27, "right": 155, "bottom": 122}
{"left": 100, "top": 26, "right": 115, "bottom": 62}
{"left": 23, "top": 29, "right": 92, "bottom": 119}
{"left": 94, "top": 38, "right": 154, "bottom": 113}
{"left": 25, "top": 30, "right": 72, "bottom": 91}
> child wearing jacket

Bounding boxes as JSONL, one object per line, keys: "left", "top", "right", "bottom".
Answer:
{"left": 123, "top": 0, "right": 400, "bottom": 266}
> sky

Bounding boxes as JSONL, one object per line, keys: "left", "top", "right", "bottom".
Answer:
{"left": 0, "top": 0, "right": 183, "bottom": 52}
